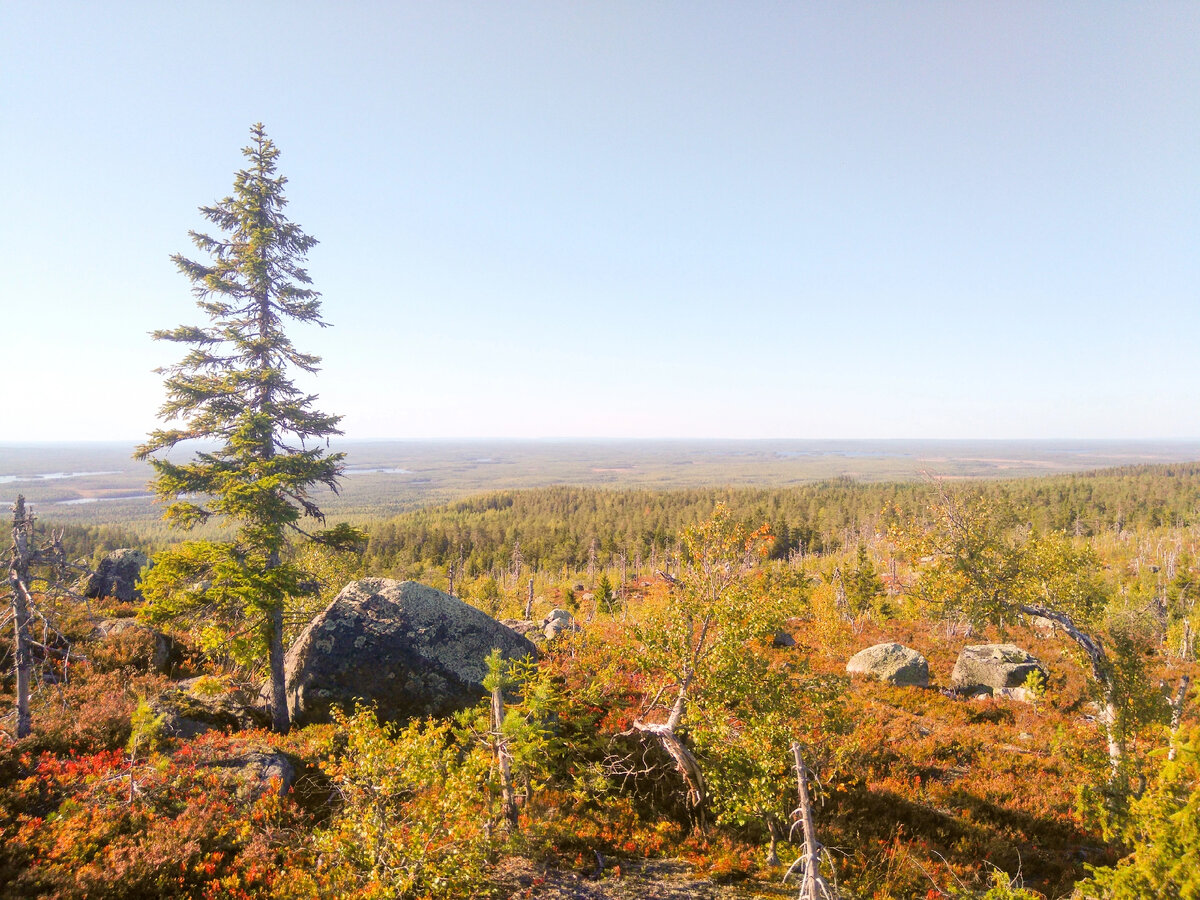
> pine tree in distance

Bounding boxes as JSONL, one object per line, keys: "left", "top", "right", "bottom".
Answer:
{"left": 137, "top": 123, "right": 362, "bottom": 732}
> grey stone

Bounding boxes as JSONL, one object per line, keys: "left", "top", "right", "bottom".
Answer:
{"left": 284, "top": 579, "right": 538, "bottom": 727}
{"left": 501, "top": 618, "right": 545, "bottom": 640}
{"left": 84, "top": 549, "right": 151, "bottom": 603}
{"left": 1030, "top": 615, "right": 1057, "bottom": 636}
{"left": 202, "top": 750, "right": 296, "bottom": 798}
{"left": 542, "top": 608, "right": 580, "bottom": 640}
{"left": 151, "top": 678, "right": 271, "bottom": 738}
{"left": 951, "top": 643, "right": 1046, "bottom": 696}
{"left": 846, "top": 642, "right": 930, "bottom": 687}
{"left": 772, "top": 629, "right": 796, "bottom": 648}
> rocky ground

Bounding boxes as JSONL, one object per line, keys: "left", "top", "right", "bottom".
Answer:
{"left": 494, "top": 857, "right": 796, "bottom": 900}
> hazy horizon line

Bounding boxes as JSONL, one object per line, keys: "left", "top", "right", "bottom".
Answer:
{"left": 5, "top": 437, "right": 1200, "bottom": 447}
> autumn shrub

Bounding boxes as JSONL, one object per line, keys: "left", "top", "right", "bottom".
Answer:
{"left": 526, "top": 791, "right": 685, "bottom": 863}
{"left": 679, "top": 830, "right": 758, "bottom": 881}
{"left": 88, "top": 625, "right": 161, "bottom": 673}
{"left": 295, "top": 706, "right": 497, "bottom": 900}
{"left": 26, "top": 669, "right": 167, "bottom": 755}
{"left": 0, "top": 734, "right": 312, "bottom": 899}
{"left": 1076, "top": 727, "right": 1200, "bottom": 899}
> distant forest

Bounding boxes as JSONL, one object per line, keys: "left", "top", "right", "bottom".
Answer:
{"left": 47, "top": 463, "right": 1200, "bottom": 580}
{"left": 358, "top": 463, "right": 1200, "bottom": 578}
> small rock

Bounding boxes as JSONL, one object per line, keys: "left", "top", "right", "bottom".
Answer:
{"left": 501, "top": 618, "right": 544, "bottom": 640}
{"left": 846, "top": 642, "right": 930, "bottom": 687}
{"left": 1030, "top": 615, "right": 1057, "bottom": 636}
{"left": 772, "top": 629, "right": 796, "bottom": 648}
{"left": 202, "top": 750, "right": 296, "bottom": 798}
{"left": 995, "top": 686, "right": 1037, "bottom": 703}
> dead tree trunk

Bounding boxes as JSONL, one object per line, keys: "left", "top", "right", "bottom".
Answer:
{"left": 1168, "top": 674, "right": 1191, "bottom": 762}
{"left": 524, "top": 578, "right": 534, "bottom": 620}
{"left": 11, "top": 571, "right": 32, "bottom": 740}
{"left": 9, "top": 497, "right": 36, "bottom": 739}
{"left": 7, "top": 496, "right": 80, "bottom": 741}
{"left": 832, "top": 567, "right": 850, "bottom": 621}
{"left": 1019, "top": 603, "right": 1122, "bottom": 781}
{"left": 631, "top": 681, "right": 707, "bottom": 830}
{"left": 492, "top": 679, "right": 518, "bottom": 829}
{"left": 786, "top": 742, "right": 834, "bottom": 900}
{"left": 631, "top": 719, "right": 707, "bottom": 829}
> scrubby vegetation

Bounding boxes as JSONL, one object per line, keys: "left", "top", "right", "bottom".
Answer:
{"left": 2, "top": 461, "right": 1199, "bottom": 899}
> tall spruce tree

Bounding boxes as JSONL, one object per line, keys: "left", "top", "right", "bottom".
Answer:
{"left": 137, "top": 123, "right": 360, "bottom": 732}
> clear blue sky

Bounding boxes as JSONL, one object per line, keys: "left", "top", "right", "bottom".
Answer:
{"left": 3, "top": 2, "right": 1197, "bottom": 441}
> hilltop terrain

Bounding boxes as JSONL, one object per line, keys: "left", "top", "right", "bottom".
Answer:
{"left": 1, "top": 462, "right": 1198, "bottom": 899}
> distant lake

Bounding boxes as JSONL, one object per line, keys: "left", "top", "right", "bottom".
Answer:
{"left": 774, "top": 451, "right": 911, "bottom": 459}
{"left": 56, "top": 494, "right": 154, "bottom": 505}
{"left": 0, "top": 471, "right": 121, "bottom": 483}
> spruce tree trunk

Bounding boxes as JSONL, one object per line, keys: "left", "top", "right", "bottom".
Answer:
{"left": 268, "top": 604, "right": 289, "bottom": 733}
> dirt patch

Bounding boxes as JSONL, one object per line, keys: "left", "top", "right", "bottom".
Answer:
{"left": 493, "top": 857, "right": 793, "bottom": 899}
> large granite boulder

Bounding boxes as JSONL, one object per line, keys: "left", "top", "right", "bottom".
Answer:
{"left": 951, "top": 644, "right": 1046, "bottom": 696}
{"left": 84, "top": 549, "right": 150, "bottom": 603}
{"left": 285, "top": 579, "right": 538, "bottom": 727}
{"left": 846, "top": 642, "right": 930, "bottom": 687}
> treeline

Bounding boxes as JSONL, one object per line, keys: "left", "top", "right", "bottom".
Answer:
{"left": 360, "top": 462, "right": 1200, "bottom": 578}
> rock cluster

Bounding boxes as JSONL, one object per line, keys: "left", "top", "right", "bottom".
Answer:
{"left": 542, "top": 608, "right": 581, "bottom": 640}
{"left": 844, "top": 641, "right": 1047, "bottom": 702}
{"left": 150, "top": 677, "right": 272, "bottom": 738}
{"left": 93, "top": 617, "right": 179, "bottom": 674}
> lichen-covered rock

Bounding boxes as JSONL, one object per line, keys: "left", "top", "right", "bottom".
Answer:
{"left": 84, "top": 549, "right": 151, "bottom": 603}
{"left": 285, "top": 579, "right": 538, "bottom": 727}
{"left": 151, "top": 678, "right": 271, "bottom": 738}
{"left": 846, "top": 642, "right": 930, "bottom": 687}
{"left": 951, "top": 644, "right": 1046, "bottom": 696}
{"left": 542, "top": 608, "right": 580, "bottom": 640}
{"left": 501, "top": 618, "right": 545, "bottom": 641}
{"left": 92, "top": 618, "right": 180, "bottom": 674}
{"left": 202, "top": 750, "right": 296, "bottom": 799}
